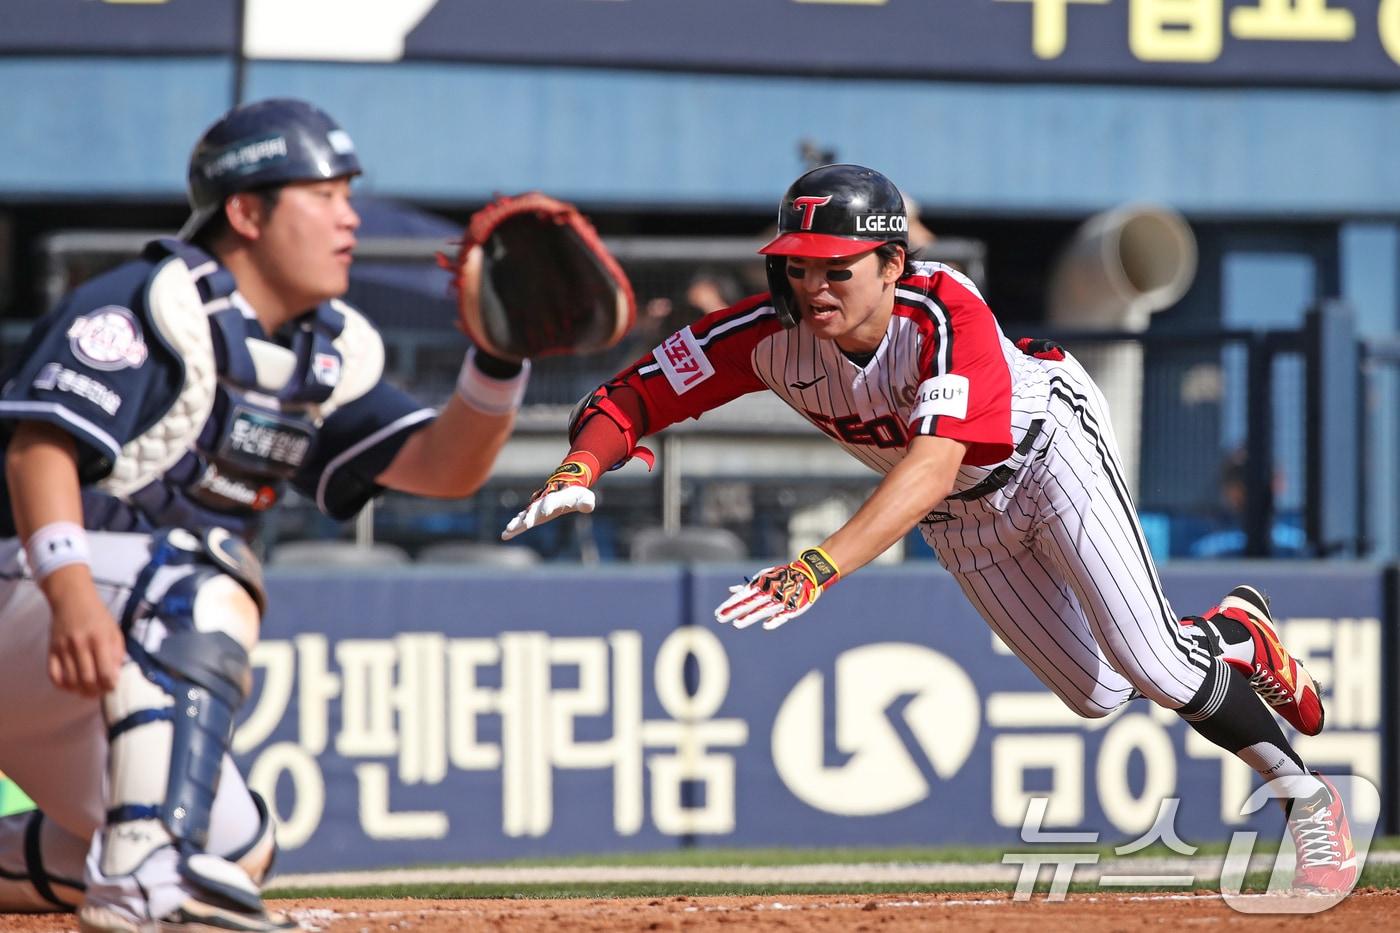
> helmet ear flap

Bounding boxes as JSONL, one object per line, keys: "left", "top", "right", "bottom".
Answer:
{"left": 766, "top": 255, "right": 800, "bottom": 329}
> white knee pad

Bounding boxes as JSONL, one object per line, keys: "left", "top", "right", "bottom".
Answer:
{"left": 100, "top": 659, "right": 177, "bottom": 878}
{"left": 101, "top": 542, "right": 264, "bottom": 912}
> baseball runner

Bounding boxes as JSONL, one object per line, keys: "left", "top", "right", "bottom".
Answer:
{"left": 0, "top": 99, "right": 540, "bottom": 931}
{"left": 504, "top": 164, "right": 1357, "bottom": 894}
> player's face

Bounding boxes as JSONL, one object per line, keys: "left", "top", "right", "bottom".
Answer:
{"left": 253, "top": 177, "right": 360, "bottom": 308}
{"left": 784, "top": 249, "right": 902, "bottom": 351}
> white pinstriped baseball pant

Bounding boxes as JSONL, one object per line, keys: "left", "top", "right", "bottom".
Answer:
{"left": 926, "top": 355, "right": 1211, "bottom": 718}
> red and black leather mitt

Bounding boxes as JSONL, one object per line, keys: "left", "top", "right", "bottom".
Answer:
{"left": 445, "top": 192, "right": 636, "bottom": 361}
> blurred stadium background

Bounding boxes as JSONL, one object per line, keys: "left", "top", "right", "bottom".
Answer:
{"left": 0, "top": 0, "right": 1396, "bottom": 881}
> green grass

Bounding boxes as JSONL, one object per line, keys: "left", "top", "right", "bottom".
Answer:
{"left": 366, "top": 834, "right": 1399, "bottom": 868}
{"left": 455, "top": 845, "right": 1034, "bottom": 867}
{"left": 265, "top": 838, "right": 1400, "bottom": 901}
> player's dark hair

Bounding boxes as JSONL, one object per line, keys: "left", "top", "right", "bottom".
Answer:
{"left": 875, "top": 242, "right": 920, "bottom": 277}
{"left": 190, "top": 186, "right": 283, "bottom": 253}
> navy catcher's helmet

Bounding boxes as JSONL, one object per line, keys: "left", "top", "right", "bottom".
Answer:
{"left": 759, "top": 164, "right": 907, "bottom": 327}
{"left": 179, "top": 98, "right": 362, "bottom": 240}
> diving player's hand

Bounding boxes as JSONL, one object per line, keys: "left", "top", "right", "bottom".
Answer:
{"left": 43, "top": 565, "right": 124, "bottom": 697}
{"left": 501, "top": 456, "right": 597, "bottom": 541}
{"left": 715, "top": 547, "right": 841, "bottom": 631}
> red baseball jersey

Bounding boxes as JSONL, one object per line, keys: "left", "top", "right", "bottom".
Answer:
{"left": 619, "top": 262, "right": 1050, "bottom": 504}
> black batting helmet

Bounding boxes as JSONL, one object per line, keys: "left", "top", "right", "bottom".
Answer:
{"left": 179, "top": 98, "right": 362, "bottom": 241}
{"left": 760, "top": 164, "right": 907, "bottom": 327}
{"left": 761, "top": 163, "right": 907, "bottom": 259}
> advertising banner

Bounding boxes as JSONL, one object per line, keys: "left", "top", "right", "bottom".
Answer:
{"left": 0, "top": 0, "right": 234, "bottom": 54}
{"left": 236, "top": 563, "right": 1385, "bottom": 870}
{"left": 7, "top": 1, "right": 1400, "bottom": 87}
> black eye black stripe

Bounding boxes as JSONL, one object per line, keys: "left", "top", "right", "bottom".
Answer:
{"left": 785, "top": 264, "right": 855, "bottom": 281}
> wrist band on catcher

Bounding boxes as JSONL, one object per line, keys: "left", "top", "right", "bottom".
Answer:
{"left": 471, "top": 348, "right": 525, "bottom": 380}
{"left": 456, "top": 347, "right": 532, "bottom": 415}
{"left": 26, "top": 521, "right": 91, "bottom": 581}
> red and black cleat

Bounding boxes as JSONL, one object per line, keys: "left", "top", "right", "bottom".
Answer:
{"left": 1183, "top": 584, "right": 1325, "bottom": 736}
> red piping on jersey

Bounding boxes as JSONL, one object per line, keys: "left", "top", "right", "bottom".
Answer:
{"left": 896, "top": 269, "right": 1012, "bottom": 466}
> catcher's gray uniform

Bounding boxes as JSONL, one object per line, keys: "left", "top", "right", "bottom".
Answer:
{"left": 0, "top": 238, "right": 433, "bottom": 920}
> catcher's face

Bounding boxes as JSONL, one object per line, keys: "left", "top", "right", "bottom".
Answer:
{"left": 784, "top": 248, "right": 902, "bottom": 352}
{"left": 248, "top": 177, "right": 360, "bottom": 310}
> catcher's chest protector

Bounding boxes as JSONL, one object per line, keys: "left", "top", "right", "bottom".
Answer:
{"left": 108, "top": 240, "right": 384, "bottom": 536}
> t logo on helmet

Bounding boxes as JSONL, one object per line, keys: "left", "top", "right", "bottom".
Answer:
{"left": 792, "top": 195, "right": 834, "bottom": 231}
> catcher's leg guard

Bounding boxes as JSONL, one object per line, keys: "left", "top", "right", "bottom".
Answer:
{"left": 100, "top": 531, "right": 265, "bottom": 913}
{"left": 0, "top": 810, "right": 86, "bottom": 911}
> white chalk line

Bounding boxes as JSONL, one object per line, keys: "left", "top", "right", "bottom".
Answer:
{"left": 270, "top": 849, "right": 1400, "bottom": 891}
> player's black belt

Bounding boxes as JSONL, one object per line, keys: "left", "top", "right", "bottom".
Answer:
{"left": 946, "top": 418, "right": 1045, "bottom": 503}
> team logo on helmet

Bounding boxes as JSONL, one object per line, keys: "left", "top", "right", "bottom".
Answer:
{"left": 66, "top": 306, "right": 148, "bottom": 371}
{"left": 326, "top": 129, "right": 356, "bottom": 156}
{"left": 792, "top": 195, "right": 834, "bottom": 231}
{"left": 201, "top": 134, "right": 290, "bottom": 181}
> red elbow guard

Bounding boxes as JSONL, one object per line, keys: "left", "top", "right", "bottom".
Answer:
{"left": 568, "top": 383, "right": 656, "bottom": 471}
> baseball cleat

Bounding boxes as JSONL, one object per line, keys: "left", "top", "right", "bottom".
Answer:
{"left": 1288, "top": 773, "right": 1359, "bottom": 895}
{"left": 77, "top": 898, "right": 297, "bottom": 933}
{"left": 1214, "top": 585, "right": 1325, "bottom": 735}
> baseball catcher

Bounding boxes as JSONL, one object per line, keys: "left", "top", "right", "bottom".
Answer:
{"left": 0, "top": 98, "right": 630, "bottom": 932}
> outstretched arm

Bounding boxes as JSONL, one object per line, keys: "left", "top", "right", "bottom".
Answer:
{"left": 820, "top": 434, "right": 967, "bottom": 576}
{"left": 377, "top": 350, "right": 526, "bottom": 499}
{"left": 500, "top": 383, "right": 643, "bottom": 540}
{"left": 501, "top": 298, "right": 783, "bottom": 539}
{"left": 716, "top": 434, "right": 966, "bottom": 631}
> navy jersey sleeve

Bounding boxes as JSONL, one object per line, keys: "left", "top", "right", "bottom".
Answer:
{"left": 293, "top": 380, "right": 435, "bottom": 521}
{"left": 0, "top": 261, "right": 182, "bottom": 483}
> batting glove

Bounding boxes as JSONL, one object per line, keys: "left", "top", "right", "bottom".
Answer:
{"left": 1015, "top": 337, "right": 1066, "bottom": 361}
{"left": 501, "top": 456, "right": 597, "bottom": 541}
{"left": 715, "top": 547, "right": 841, "bottom": 631}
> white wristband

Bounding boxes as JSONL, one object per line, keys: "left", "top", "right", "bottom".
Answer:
{"left": 25, "top": 521, "right": 91, "bottom": 581}
{"left": 456, "top": 347, "right": 531, "bottom": 415}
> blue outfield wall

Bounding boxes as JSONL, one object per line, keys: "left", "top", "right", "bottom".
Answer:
{"left": 236, "top": 562, "right": 1390, "bottom": 872}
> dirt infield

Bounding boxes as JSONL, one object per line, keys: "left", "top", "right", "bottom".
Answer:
{"left": 2, "top": 890, "right": 1398, "bottom": 932}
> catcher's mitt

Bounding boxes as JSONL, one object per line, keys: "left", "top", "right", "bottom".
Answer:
{"left": 444, "top": 192, "right": 636, "bottom": 361}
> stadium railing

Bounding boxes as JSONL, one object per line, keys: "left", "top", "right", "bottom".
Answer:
{"left": 5, "top": 231, "right": 1375, "bottom": 564}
